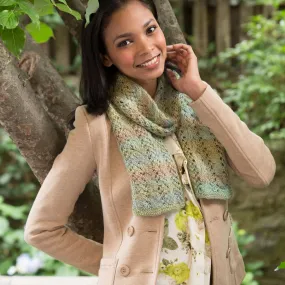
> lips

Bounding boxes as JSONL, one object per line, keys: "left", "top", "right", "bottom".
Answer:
{"left": 136, "top": 54, "right": 160, "bottom": 67}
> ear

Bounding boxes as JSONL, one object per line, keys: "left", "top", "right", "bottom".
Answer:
{"left": 100, "top": 53, "right": 113, "bottom": 67}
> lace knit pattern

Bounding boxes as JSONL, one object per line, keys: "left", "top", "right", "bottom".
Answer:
{"left": 106, "top": 71, "right": 232, "bottom": 216}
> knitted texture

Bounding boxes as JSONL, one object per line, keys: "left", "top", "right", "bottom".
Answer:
{"left": 107, "top": 71, "right": 232, "bottom": 216}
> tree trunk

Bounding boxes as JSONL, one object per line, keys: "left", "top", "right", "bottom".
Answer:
{"left": 216, "top": 0, "right": 231, "bottom": 53}
{"left": 240, "top": 2, "right": 254, "bottom": 41}
{"left": 193, "top": 0, "right": 208, "bottom": 56}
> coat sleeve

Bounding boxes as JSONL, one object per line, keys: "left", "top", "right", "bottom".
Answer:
{"left": 189, "top": 82, "right": 276, "bottom": 188}
{"left": 24, "top": 105, "right": 103, "bottom": 275}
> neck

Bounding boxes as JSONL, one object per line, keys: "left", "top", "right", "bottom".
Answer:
{"left": 135, "top": 77, "right": 158, "bottom": 98}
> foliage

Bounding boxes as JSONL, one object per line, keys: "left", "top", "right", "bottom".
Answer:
{"left": 244, "top": 0, "right": 285, "bottom": 8}
{"left": 199, "top": 6, "right": 285, "bottom": 141}
{"left": 85, "top": 0, "right": 98, "bottom": 27}
{"left": 0, "top": 129, "right": 89, "bottom": 276}
{"left": 0, "top": 0, "right": 81, "bottom": 58}
{"left": 232, "top": 222, "right": 264, "bottom": 285}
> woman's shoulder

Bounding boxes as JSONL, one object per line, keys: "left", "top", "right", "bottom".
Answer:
{"left": 77, "top": 104, "right": 108, "bottom": 125}
{"left": 76, "top": 104, "right": 110, "bottom": 139}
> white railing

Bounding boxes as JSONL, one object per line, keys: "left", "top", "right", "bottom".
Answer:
{"left": 0, "top": 276, "right": 98, "bottom": 285}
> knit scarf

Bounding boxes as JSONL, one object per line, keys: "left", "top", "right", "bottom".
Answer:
{"left": 106, "top": 71, "right": 232, "bottom": 216}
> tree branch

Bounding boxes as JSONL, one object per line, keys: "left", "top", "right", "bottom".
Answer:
{"left": 153, "top": 0, "right": 186, "bottom": 45}
{"left": 0, "top": 40, "right": 66, "bottom": 184}
{"left": 21, "top": 35, "right": 80, "bottom": 134}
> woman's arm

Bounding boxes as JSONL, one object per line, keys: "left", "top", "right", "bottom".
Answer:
{"left": 189, "top": 83, "right": 276, "bottom": 188}
{"left": 24, "top": 106, "right": 103, "bottom": 275}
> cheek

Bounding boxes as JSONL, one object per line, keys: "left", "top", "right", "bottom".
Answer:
{"left": 156, "top": 32, "right": 167, "bottom": 56}
{"left": 117, "top": 52, "right": 134, "bottom": 67}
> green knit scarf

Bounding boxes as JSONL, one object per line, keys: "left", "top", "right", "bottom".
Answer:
{"left": 107, "top": 71, "right": 232, "bottom": 216}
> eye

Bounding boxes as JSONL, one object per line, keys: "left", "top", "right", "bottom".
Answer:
{"left": 117, "top": 25, "right": 158, "bottom": 48}
{"left": 117, "top": 40, "right": 132, "bottom": 48}
{"left": 147, "top": 25, "right": 157, "bottom": 34}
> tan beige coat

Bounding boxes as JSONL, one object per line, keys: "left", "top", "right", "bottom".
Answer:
{"left": 24, "top": 83, "right": 276, "bottom": 285}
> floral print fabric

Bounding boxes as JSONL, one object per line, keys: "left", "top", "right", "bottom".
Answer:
{"left": 156, "top": 135, "right": 211, "bottom": 285}
{"left": 156, "top": 185, "right": 211, "bottom": 285}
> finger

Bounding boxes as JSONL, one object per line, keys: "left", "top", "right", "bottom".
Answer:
{"left": 167, "top": 51, "right": 188, "bottom": 63}
{"left": 179, "top": 49, "right": 189, "bottom": 56}
{"left": 167, "top": 44, "right": 191, "bottom": 53}
{"left": 167, "top": 50, "right": 188, "bottom": 61}
{"left": 167, "top": 54, "right": 188, "bottom": 70}
{"left": 167, "top": 49, "right": 190, "bottom": 63}
{"left": 167, "top": 44, "right": 194, "bottom": 59}
{"left": 167, "top": 57, "right": 187, "bottom": 71}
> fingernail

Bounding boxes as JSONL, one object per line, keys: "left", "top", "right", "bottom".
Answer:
{"left": 166, "top": 68, "right": 172, "bottom": 74}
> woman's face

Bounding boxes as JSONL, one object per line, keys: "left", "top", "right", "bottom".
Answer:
{"left": 101, "top": 0, "right": 167, "bottom": 88}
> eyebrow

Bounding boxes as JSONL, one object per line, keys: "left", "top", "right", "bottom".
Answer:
{"left": 113, "top": 19, "right": 154, "bottom": 44}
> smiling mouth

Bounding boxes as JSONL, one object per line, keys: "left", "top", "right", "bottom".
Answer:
{"left": 136, "top": 54, "right": 160, "bottom": 67}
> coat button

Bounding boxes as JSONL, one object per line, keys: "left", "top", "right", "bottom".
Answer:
{"left": 223, "top": 209, "right": 229, "bottom": 221}
{"left": 127, "top": 226, "right": 135, "bottom": 236}
{"left": 119, "top": 264, "right": 130, "bottom": 276}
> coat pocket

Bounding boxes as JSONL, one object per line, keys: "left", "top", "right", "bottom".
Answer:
{"left": 228, "top": 227, "right": 246, "bottom": 285}
{"left": 97, "top": 257, "right": 119, "bottom": 285}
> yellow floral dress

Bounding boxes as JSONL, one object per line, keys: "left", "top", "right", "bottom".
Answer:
{"left": 156, "top": 135, "right": 211, "bottom": 285}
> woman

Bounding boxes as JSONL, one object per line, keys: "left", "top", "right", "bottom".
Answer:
{"left": 24, "top": 0, "right": 276, "bottom": 284}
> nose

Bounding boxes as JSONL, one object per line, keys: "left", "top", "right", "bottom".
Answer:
{"left": 137, "top": 35, "right": 154, "bottom": 57}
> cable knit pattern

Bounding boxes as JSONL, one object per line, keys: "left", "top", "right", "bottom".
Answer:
{"left": 106, "top": 71, "right": 232, "bottom": 216}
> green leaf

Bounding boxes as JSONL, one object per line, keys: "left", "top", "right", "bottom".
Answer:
{"left": 34, "top": 0, "right": 54, "bottom": 16}
{"left": 275, "top": 261, "right": 285, "bottom": 271}
{"left": 0, "top": 203, "right": 28, "bottom": 219}
{"left": 26, "top": 21, "right": 54, "bottom": 43}
{"left": 0, "top": 216, "right": 9, "bottom": 237}
{"left": 57, "top": 0, "right": 68, "bottom": 4}
{"left": 55, "top": 3, "right": 81, "bottom": 21}
{"left": 0, "top": 0, "right": 16, "bottom": 5}
{"left": 3, "top": 229, "right": 24, "bottom": 244}
{"left": 0, "top": 26, "right": 25, "bottom": 58}
{"left": 17, "top": 0, "right": 40, "bottom": 27}
{"left": 0, "top": 10, "right": 19, "bottom": 29}
{"left": 85, "top": 0, "right": 99, "bottom": 27}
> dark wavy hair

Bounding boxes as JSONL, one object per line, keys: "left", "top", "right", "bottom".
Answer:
{"left": 67, "top": 0, "right": 158, "bottom": 130}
